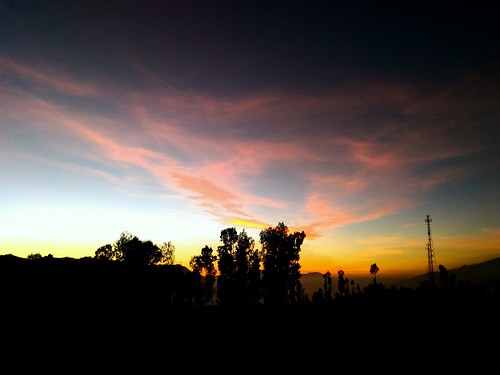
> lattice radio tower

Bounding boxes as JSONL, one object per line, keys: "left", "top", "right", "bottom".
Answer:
{"left": 425, "top": 214, "right": 437, "bottom": 284}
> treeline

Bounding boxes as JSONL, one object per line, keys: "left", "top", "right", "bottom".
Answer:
{"left": 0, "top": 222, "right": 308, "bottom": 313}
{"left": 94, "top": 221, "right": 307, "bottom": 307}
{"left": 2, "top": 223, "right": 497, "bottom": 355}
{"left": 2, "top": 221, "right": 496, "bottom": 318}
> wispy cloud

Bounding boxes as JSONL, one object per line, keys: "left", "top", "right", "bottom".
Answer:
{"left": 2, "top": 57, "right": 497, "bottom": 241}
{"left": 0, "top": 55, "right": 99, "bottom": 96}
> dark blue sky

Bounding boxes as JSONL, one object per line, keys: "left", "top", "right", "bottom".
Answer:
{"left": 3, "top": 1, "right": 498, "bottom": 92}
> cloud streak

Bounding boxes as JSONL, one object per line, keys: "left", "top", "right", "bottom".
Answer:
{"left": 0, "top": 56, "right": 99, "bottom": 97}
{"left": 2, "top": 57, "right": 497, "bottom": 243}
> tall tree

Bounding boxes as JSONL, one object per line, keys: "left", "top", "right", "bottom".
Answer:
{"left": 323, "top": 271, "right": 332, "bottom": 300}
{"left": 338, "top": 269, "right": 346, "bottom": 297}
{"left": 350, "top": 279, "right": 356, "bottom": 294}
{"left": 370, "top": 263, "right": 380, "bottom": 284}
{"left": 113, "top": 231, "right": 134, "bottom": 262}
{"left": 234, "top": 229, "right": 259, "bottom": 305}
{"left": 159, "top": 241, "right": 176, "bottom": 265}
{"left": 217, "top": 227, "right": 238, "bottom": 305}
{"left": 215, "top": 227, "right": 260, "bottom": 306}
{"left": 247, "top": 247, "right": 263, "bottom": 305}
{"left": 260, "top": 222, "right": 306, "bottom": 306}
{"left": 190, "top": 245, "right": 218, "bottom": 306}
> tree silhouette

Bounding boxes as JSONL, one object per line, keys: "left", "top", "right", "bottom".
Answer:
{"left": 121, "top": 237, "right": 160, "bottom": 268}
{"left": 260, "top": 222, "right": 305, "bottom": 306}
{"left": 95, "top": 244, "right": 113, "bottom": 260}
{"left": 312, "top": 288, "right": 324, "bottom": 303}
{"left": 190, "top": 245, "right": 217, "bottom": 306}
{"left": 234, "top": 229, "right": 259, "bottom": 305}
{"left": 216, "top": 227, "right": 238, "bottom": 305}
{"left": 323, "top": 271, "right": 332, "bottom": 300}
{"left": 370, "top": 263, "right": 380, "bottom": 284}
{"left": 113, "top": 231, "right": 134, "bottom": 262}
{"left": 159, "top": 241, "right": 175, "bottom": 266}
{"left": 214, "top": 227, "right": 261, "bottom": 306}
{"left": 338, "top": 269, "right": 346, "bottom": 297}
{"left": 438, "top": 264, "right": 449, "bottom": 289}
{"left": 95, "top": 231, "right": 174, "bottom": 268}
{"left": 247, "top": 243, "right": 264, "bottom": 305}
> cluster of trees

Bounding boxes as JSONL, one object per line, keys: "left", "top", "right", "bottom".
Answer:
{"left": 189, "top": 222, "right": 306, "bottom": 306}
{"left": 313, "top": 263, "right": 381, "bottom": 303}
{"left": 93, "top": 222, "right": 306, "bottom": 307}
{"left": 94, "top": 231, "right": 176, "bottom": 268}
{"left": 22, "top": 221, "right": 478, "bottom": 310}
{"left": 89, "top": 223, "right": 457, "bottom": 309}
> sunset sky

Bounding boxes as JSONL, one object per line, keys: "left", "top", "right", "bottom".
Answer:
{"left": 1, "top": 1, "right": 499, "bottom": 276}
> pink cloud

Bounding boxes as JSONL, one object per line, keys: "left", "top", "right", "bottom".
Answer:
{"left": 171, "top": 172, "right": 249, "bottom": 217}
{"left": 2, "top": 92, "right": 289, "bottom": 228}
{"left": 4, "top": 57, "right": 496, "bottom": 241}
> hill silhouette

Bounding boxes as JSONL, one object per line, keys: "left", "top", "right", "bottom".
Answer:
{"left": 395, "top": 257, "right": 500, "bottom": 289}
{"left": 0, "top": 253, "right": 195, "bottom": 318}
{"left": 1, "top": 253, "right": 498, "bottom": 313}
{"left": 299, "top": 257, "right": 500, "bottom": 297}
{"left": 300, "top": 272, "right": 406, "bottom": 299}
{"left": 0, "top": 253, "right": 498, "bottom": 362}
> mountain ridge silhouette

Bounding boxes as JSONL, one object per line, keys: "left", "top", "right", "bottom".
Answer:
{"left": 299, "top": 256, "right": 500, "bottom": 298}
{"left": 2, "top": 253, "right": 498, "bottom": 300}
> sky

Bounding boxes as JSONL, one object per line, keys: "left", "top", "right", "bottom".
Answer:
{"left": 1, "top": 1, "right": 499, "bottom": 277}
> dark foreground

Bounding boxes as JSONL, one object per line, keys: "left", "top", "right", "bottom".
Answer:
{"left": 1, "top": 289, "right": 497, "bottom": 372}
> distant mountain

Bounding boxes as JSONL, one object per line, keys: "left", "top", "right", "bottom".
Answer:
{"left": 300, "top": 257, "right": 500, "bottom": 298}
{"left": 395, "top": 257, "right": 500, "bottom": 289}
{"left": 0, "top": 253, "right": 192, "bottom": 274}
{"left": 299, "top": 272, "right": 404, "bottom": 299}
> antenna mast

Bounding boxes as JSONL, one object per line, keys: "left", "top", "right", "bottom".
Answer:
{"left": 425, "top": 214, "right": 437, "bottom": 284}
